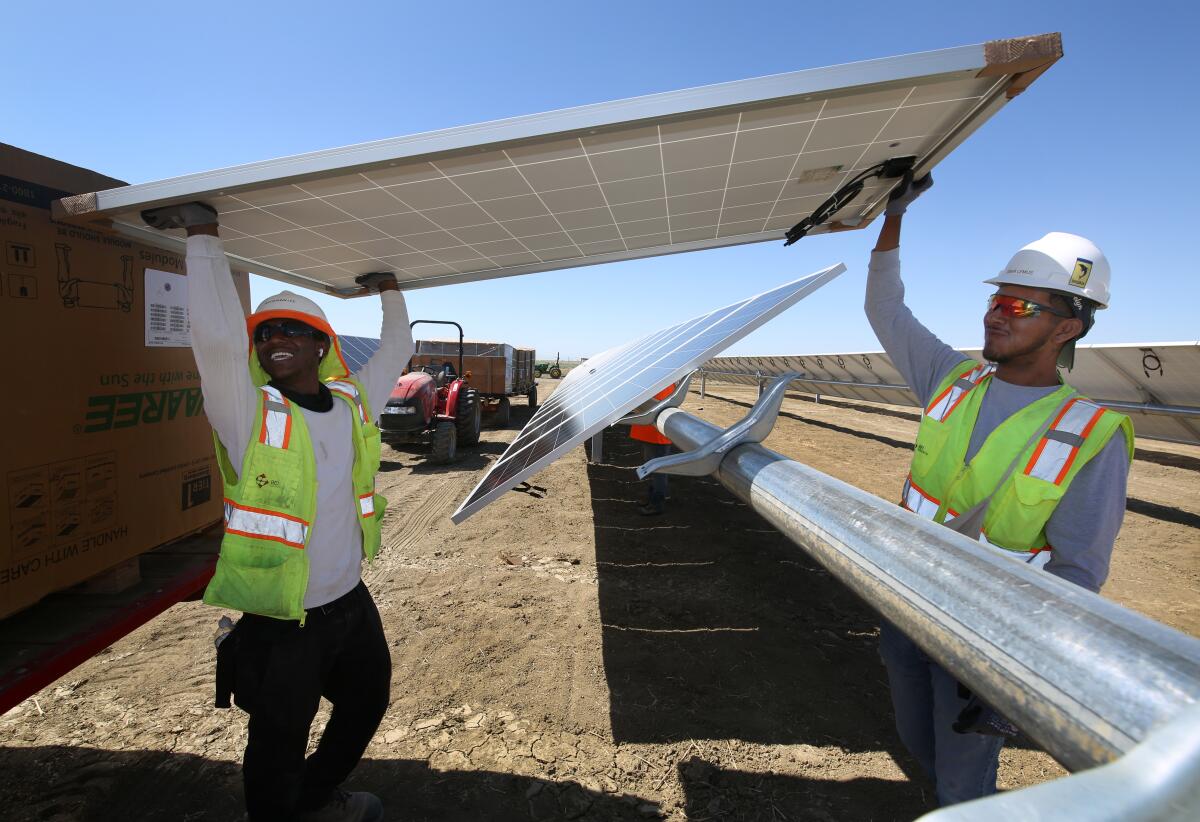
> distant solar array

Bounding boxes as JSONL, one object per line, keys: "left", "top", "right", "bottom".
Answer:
{"left": 338, "top": 334, "right": 382, "bottom": 373}
{"left": 703, "top": 342, "right": 1200, "bottom": 445}
{"left": 451, "top": 263, "right": 847, "bottom": 522}
{"left": 58, "top": 36, "right": 1061, "bottom": 295}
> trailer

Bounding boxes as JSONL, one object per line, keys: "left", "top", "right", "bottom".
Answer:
{"left": 409, "top": 339, "right": 536, "bottom": 426}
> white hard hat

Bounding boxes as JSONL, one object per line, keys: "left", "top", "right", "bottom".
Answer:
{"left": 985, "top": 232, "right": 1111, "bottom": 308}
{"left": 245, "top": 290, "right": 335, "bottom": 339}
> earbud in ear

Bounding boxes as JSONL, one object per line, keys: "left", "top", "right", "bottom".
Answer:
{"left": 318, "top": 349, "right": 325, "bottom": 357}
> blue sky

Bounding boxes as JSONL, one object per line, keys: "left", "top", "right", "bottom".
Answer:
{"left": 10, "top": 1, "right": 1197, "bottom": 359}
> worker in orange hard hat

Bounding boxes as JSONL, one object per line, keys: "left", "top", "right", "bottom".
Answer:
{"left": 143, "top": 201, "right": 413, "bottom": 822}
{"left": 629, "top": 383, "right": 676, "bottom": 516}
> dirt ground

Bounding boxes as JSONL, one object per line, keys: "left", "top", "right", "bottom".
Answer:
{"left": 2, "top": 378, "right": 1197, "bottom": 822}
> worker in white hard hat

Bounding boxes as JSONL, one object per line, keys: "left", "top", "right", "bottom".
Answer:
{"left": 862, "top": 175, "right": 1133, "bottom": 808}
{"left": 143, "top": 202, "right": 414, "bottom": 822}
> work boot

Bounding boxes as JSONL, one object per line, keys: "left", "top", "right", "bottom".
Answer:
{"left": 140, "top": 201, "right": 218, "bottom": 230}
{"left": 295, "top": 789, "right": 384, "bottom": 822}
{"left": 638, "top": 501, "right": 665, "bottom": 517}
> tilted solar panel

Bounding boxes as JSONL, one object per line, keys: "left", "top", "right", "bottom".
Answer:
{"left": 450, "top": 262, "right": 846, "bottom": 522}
{"left": 56, "top": 36, "right": 1061, "bottom": 295}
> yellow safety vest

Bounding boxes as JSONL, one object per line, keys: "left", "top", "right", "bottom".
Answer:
{"left": 901, "top": 360, "right": 1133, "bottom": 563}
{"left": 203, "top": 341, "right": 385, "bottom": 622}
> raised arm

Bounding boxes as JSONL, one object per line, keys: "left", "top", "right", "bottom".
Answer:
{"left": 182, "top": 221, "right": 259, "bottom": 467}
{"left": 354, "top": 274, "right": 415, "bottom": 418}
{"left": 864, "top": 176, "right": 969, "bottom": 406}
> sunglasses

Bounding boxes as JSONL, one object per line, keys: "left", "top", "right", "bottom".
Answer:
{"left": 987, "top": 294, "right": 1072, "bottom": 320}
{"left": 253, "top": 319, "right": 325, "bottom": 343}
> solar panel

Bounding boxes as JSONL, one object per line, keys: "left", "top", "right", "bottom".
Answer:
{"left": 704, "top": 342, "right": 1200, "bottom": 445}
{"left": 56, "top": 35, "right": 1060, "bottom": 295}
{"left": 337, "top": 334, "right": 382, "bottom": 374}
{"left": 450, "top": 262, "right": 846, "bottom": 523}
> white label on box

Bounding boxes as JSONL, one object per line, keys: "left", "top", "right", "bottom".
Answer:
{"left": 144, "top": 268, "right": 190, "bottom": 347}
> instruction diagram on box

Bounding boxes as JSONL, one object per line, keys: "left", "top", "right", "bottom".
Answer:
{"left": 144, "top": 267, "right": 190, "bottom": 347}
{"left": 8, "top": 452, "right": 118, "bottom": 557}
{"left": 5, "top": 240, "right": 35, "bottom": 268}
{"left": 56, "top": 242, "right": 134, "bottom": 312}
{"left": 7, "top": 272, "right": 37, "bottom": 300}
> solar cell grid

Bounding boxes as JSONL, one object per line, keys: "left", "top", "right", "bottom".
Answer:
{"left": 450, "top": 262, "right": 846, "bottom": 522}
{"left": 183, "top": 95, "right": 956, "bottom": 291}
{"left": 337, "top": 334, "right": 382, "bottom": 374}
{"left": 61, "top": 35, "right": 1063, "bottom": 294}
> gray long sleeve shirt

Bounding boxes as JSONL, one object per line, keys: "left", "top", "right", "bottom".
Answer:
{"left": 865, "top": 248, "right": 1129, "bottom": 592}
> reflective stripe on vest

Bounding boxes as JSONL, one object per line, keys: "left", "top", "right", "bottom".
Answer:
{"left": 327, "top": 380, "right": 369, "bottom": 424}
{"left": 979, "top": 526, "right": 1053, "bottom": 568}
{"left": 901, "top": 474, "right": 940, "bottom": 519}
{"left": 1023, "top": 398, "right": 1107, "bottom": 485}
{"left": 223, "top": 499, "right": 310, "bottom": 549}
{"left": 358, "top": 492, "right": 375, "bottom": 519}
{"left": 258, "top": 386, "right": 292, "bottom": 448}
{"left": 901, "top": 473, "right": 1051, "bottom": 556}
{"left": 923, "top": 364, "right": 995, "bottom": 422}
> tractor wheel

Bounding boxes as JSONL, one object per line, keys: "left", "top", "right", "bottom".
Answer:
{"left": 456, "top": 388, "right": 481, "bottom": 446}
{"left": 495, "top": 396, "right": 511, "bottom": 427}
{"left": 527, "top": 385, "right": 538, "bottom": 409}
{"left": 431, "top": 420, "right": 457, "bottom": 464}
{"left": 549, "top": 366, "right": 562, "bottom": 379}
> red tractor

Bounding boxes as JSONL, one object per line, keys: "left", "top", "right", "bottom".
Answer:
{"left": 378, "top": 321, "right": 482, "bottom": 463}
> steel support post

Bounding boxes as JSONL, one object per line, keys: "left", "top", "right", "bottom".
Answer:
{"left": 655, "top": 407, "right": 1200, "bottom": 771}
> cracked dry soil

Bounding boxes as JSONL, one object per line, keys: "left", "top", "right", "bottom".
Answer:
{"left": 1, "top": 379, "right": 1197, "bottom": 821}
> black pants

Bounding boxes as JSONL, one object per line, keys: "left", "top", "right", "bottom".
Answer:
{"left": 641, "top": 442, "right": 671, "bottom": 504}
{"left": 232, "top": 582, "right": 391, "bottom": 821}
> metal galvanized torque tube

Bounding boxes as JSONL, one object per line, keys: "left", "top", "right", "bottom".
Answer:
{"left": 656, "top": 407, "right": 1200, "bottom": 771}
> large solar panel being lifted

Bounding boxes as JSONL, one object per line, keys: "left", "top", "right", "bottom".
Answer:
{"left": 451, "top": 262, "right": 846, "bottom": 523}
{"left": 56, "top": 35, "right": 1060, "bottom": 295}
{"left": 703, "top": 342, "right": 1200, "bottom": 445}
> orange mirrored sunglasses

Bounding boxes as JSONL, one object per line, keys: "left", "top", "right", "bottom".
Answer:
{"left": 987, "top": 294, "right": 1072, "bottom": 319}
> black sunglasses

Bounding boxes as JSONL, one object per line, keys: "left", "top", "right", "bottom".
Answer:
{"left": 253, "top": 319, "right": 324, "bottom": 344}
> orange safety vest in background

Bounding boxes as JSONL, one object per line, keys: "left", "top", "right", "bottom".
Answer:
{"left": 629, "top": 384, "right": 676, "bottom": 445}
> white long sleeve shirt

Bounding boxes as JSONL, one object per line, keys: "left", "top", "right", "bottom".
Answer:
{"left": 186, "top": 234, "right": 413, "bottom": 608}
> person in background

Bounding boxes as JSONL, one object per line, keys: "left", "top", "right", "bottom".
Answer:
{"left": 629, "top": 383, "right": 677, "bottom": 516}
{"left": 863, "top": 175, "right": 1132, "bottom": 807}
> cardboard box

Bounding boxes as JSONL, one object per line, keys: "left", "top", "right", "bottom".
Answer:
{"left": 0, "top": 144, "right": 231, "bottom": 618}
{"left": 412, "top": 340, "right": 535, "bottom": 395}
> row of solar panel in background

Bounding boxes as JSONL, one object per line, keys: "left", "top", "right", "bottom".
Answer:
{"left": 337, "top": 335, "right": 381, "bottom": 373}
{"left": 703, "top": 343, "right": 1200, "bottom": 446}
{"left": 341, "top": 331, "right": 1198, "bottom": 457}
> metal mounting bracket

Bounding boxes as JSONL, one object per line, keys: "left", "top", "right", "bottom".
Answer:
{"left": 636, "top": 372, "right": 800, "bottom": 478}
{"left": 920, "top": 700, "right": 1200, "bottom": 821}
{"left": 617, "top": 372, "right": 695, "bottom": 426}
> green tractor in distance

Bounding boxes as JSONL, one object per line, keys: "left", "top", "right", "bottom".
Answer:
{"left": 534, "top": 352, "right": 563, "bottom": 380}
